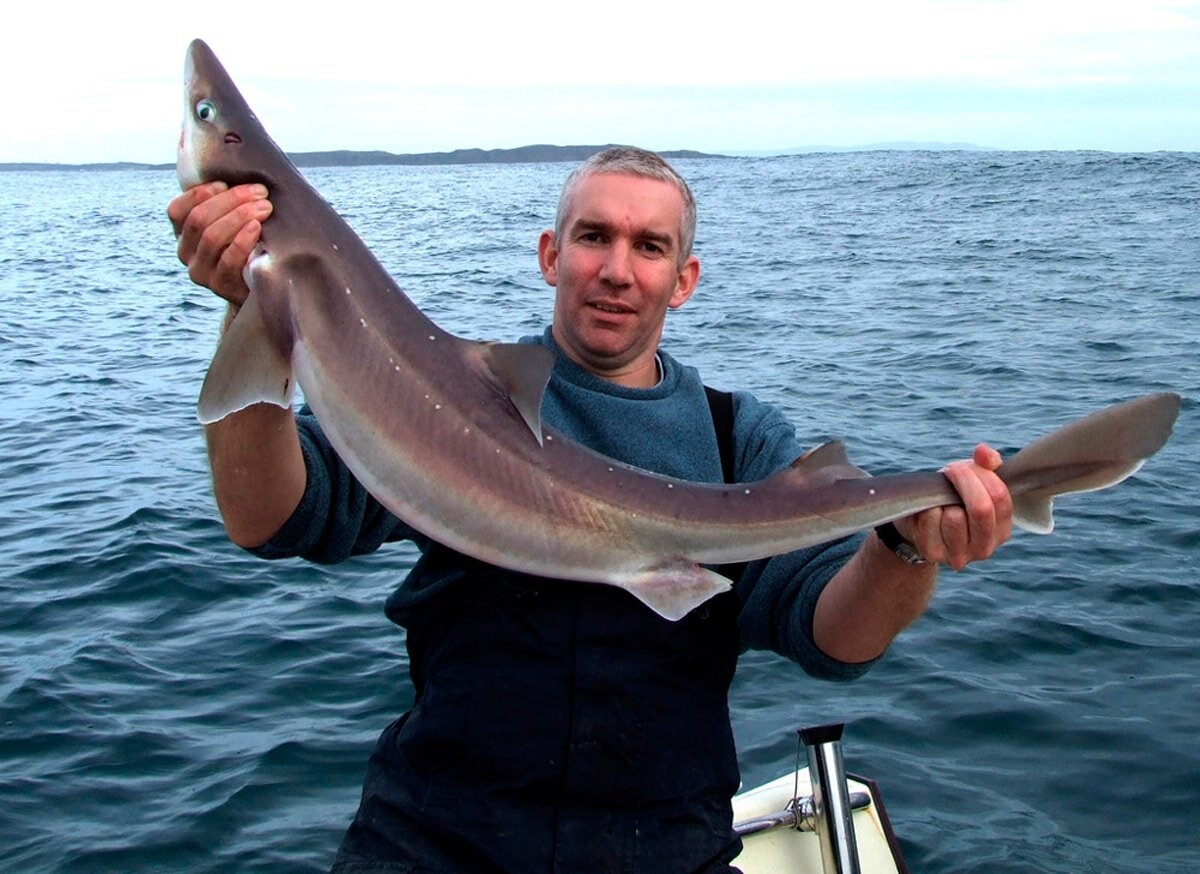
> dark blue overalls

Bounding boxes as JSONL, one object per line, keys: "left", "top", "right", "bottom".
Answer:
{"left": 332, "top": 545, "right": 746, "bottom": 874}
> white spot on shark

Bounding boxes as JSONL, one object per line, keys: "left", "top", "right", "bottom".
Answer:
{"left": 360, "top": 318, "right": 367, "bottom": 328}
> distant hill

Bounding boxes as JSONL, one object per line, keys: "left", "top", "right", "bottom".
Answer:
{"left": 0, "top": 142, "right": 1008, "bottom": 172}
{"left": 0, "top": 161, "right": 170, "bottom": 172}
{"left": 291, "top": 145, "right": 721, "bottom": 167}
{"left": 0, "top": 144, "right": 725, "bottom": 172}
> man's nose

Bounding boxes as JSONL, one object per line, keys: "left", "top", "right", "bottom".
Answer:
{"left": 599, "top": 242, "right": 634, "bottom": 286}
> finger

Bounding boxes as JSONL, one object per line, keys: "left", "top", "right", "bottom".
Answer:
{"left": 167, "top": 181, "right": 229, "bottom": 236}
{"left": 177, "top": 183, "right": 269, "bottom": 267}
{"left": 966, "top": 445, "right": 1014, "bottom": 546}
{"left": 937, "top": 505, "right": 972, "bottom": 570}
{"left": 973, "top": 443, "right": 1003, "bottom": 471}
{"left": 942, "top": 461, "right": 997, "bottom": 565}
{"left": 209, "top": 220, "right": 263, "bottom": 305}
{"left": 905, "top": 506, "right": 948, "bottom": 565}
{"left": 980, "top": 464, "right": 1014, "bottom": 546}
{"left": 184, "top": 198, "right": 272, "bottom": 289}
{"left": 178, "top": 184, "right": 268, "bottom": 260}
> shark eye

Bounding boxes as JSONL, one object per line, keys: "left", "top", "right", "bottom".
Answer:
{"left": 195, "top": 99, "right": 217, "bottom": 122}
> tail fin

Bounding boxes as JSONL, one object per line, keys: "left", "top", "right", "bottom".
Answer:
{"left": 999, "top": 393, "right": 1181, "bottom": 533}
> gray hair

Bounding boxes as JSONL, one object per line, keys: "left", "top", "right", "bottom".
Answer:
{"left": 553, "top": 146, "right": 697, "bottom": 263}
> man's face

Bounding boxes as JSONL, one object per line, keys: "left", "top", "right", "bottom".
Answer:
{"left": 539, "top": 172, "right": 700, "bottom": 388}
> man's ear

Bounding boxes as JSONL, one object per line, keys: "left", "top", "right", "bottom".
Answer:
{"left": 668, "top": 255, "right": 701, "bottom": 308}
{"left": 538, "top": 230, "right": 559, "bottom": 286}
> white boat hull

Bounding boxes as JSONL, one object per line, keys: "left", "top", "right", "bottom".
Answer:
{"left": 731, "top": 767, "right": 906, "bottom": 873}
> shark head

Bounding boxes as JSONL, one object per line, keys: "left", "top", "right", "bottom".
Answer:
{"left": 178, "top": 39, "right": 289, "bottom": 191}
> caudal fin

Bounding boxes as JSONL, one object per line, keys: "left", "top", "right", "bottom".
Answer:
{"left": 1000, "top": 393, "right": 1181, "bottom": 533}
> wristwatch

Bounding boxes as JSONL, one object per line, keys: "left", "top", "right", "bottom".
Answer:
{"left": 874, "top": 522, "right": 928, "bottom": 565}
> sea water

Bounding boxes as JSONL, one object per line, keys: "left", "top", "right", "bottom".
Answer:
{"left": 1, "top": 151, "right": 1196, "bottom": 872}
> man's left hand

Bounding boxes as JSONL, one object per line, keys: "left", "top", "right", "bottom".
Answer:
{"left": 893, "top": 444, "right": 1013, "bottom": 570}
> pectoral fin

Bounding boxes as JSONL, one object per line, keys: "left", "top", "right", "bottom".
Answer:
{"left": 480, "top": 342, "right": 555, "bottom": 446}
{"left": 197, "top": 292, "right": 295, "bottom": 424}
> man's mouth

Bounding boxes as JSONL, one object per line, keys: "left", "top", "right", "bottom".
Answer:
{"left": 589, "top": 302, "right": 634, "bottom": 315}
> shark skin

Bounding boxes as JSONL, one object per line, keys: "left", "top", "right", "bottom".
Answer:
{"left": 179, "top": 39, "right": 1182, "bottom": 621}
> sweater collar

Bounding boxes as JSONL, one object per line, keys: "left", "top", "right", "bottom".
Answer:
{"left": 536, "top": 327, "right": 680, "bottom": 400}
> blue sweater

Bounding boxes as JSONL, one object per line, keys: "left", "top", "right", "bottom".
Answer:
{"left": 256, "top": 327, "right": 871, "bottom": 680}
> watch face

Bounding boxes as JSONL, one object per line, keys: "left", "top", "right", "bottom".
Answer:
{"left": 876, "top": 524, "right": 928, "bottom": 564}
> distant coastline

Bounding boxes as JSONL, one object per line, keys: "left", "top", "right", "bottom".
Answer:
{"left": 0, "top": 141, "right": 1003, "bottom": 172}
{"left": 0, "top": 144, "right": 724, "bottom": 173}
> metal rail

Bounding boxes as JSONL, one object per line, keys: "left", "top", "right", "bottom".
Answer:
{"left": 801, "top": 723, "right": 862, "bottom": 874}
{"left": 733, "top": 790, "right": 872, "bottom": 838}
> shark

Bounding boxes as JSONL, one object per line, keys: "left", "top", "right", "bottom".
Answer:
{"left": 178, "top": 39, "right": 1181, "bottom": 621}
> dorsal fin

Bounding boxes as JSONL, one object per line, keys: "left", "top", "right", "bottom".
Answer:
{"left": 783, "top": 440, "right": 871, "bottom": 488}
{"left": 480, "top": 342, "right": 555, "bottom": 446}
{"left": 793, "top": 440, "right": 853, "bottom": 470}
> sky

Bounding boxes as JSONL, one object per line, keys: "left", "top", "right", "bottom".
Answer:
{"left": 3, "top": 0, "right": 1198, "bottom": 164}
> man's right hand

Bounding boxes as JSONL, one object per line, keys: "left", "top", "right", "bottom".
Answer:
{"left": 168, "top": 182, "right": 273, "bottom": 305}
{"left": 170, "top": 181, "right": 302, "bottom": 549}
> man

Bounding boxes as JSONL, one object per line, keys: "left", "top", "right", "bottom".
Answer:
{"left": 170, "top": 147, "right": 1012, "bottom": 872}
